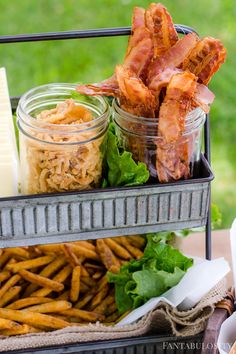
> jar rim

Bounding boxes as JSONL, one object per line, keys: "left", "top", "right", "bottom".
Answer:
{"left": 112, "top": 98, "right": 204, "bottom": 126}
{"left": 17, "top": 83, "right": 110, "bottom": 132}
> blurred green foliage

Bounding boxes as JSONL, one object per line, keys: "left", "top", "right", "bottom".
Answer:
{"left": 0, "top": 0, "right": 234, "bottom": 228}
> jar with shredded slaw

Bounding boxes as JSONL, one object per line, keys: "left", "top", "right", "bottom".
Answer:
{"left": 17, "top": 84, "right": 110, "bottom": 194}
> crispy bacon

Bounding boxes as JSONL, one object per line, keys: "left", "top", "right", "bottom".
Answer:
{"left": 149, "top": 67, "right": 215, "bottom": 114}
{"left": 193, "top": 84, "right": 215, "bottom": 112}
{"left": 147, "top": 32, "right": 199, "bottom": 86}
{"left": 145, "top": 3, "right": 178, "bottom": 58}
{"left": 181, "top": 37, "right": 227, "bottom": 84}
{"left": 124, "top": 32, "right": 154, "bottom": 80}
{"left": 156, "top": 140, "right": 190, "bottom": 182}
{"left": 75, "top": 3, "right": 226, "bottom": 184}
{"left": 116, "top": 65, "right": 156, "bottom": 118}
{"left": 115, "top": 65, "right": 156, "bottom": 163}
{"left": 126, "top": 7, "right": 146, "bottom": 57}
{"left": 149, "top": 67, "right": 181, "bottom": 96}
{"left": 156, "top": 72, "right": 198, "bottom": 182}
{"left": 76, "top": 76, "right": 118, "bottom": 97}
{"left": 77, "top": 7, "right": 153, "bottom": 97}
{"left": 158, "top": 72, "right": 197, "bottom": 142}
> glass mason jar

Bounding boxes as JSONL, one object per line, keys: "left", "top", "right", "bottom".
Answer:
{"left": 112, "top": 99, "right": 206, "bottom": 183}
{"left": 17, "top": 84, "right": 110, "bottom": 194}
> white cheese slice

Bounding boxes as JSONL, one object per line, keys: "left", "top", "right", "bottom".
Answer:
{"left": 0, "top": 67, "right": 19, "bottom": 197}
{"left": 0, "top": 161, "right": 18, "bottom": 197}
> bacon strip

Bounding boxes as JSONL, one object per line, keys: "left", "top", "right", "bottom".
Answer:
{"left": 193, "top": 84, "right": 215, "bottom": 113}
{"left": 76, "top": 76, "right": 118, "bottom": 97}
{"left": 115, "top": 65, "right": 156, "bottom": 163}
{"left": 147, "top": 32, "right": 199, "bottom": 86}
{"left": 145, "top": 3, "right": 178, "bottom": 58}
{"left": 181, "top": 37, "right": 227, "bottom": 84}
{"left": 116, "top": 65, "right": 156, "bottom": 118}
{"left": 149, "top": 66, "right": 215, "bottom": 114}
{"left": 126, "top": 7, "right": 146, "bottom": 57}
{"left": 76, "top": 7, "right": 153, "bottom": 97}
{"left": 156, "top": 72, "right": 198, "bottom": 182}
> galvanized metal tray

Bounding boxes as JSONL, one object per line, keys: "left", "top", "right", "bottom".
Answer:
{"left": 0, "top": 154, "right": 213, "bottom": 247}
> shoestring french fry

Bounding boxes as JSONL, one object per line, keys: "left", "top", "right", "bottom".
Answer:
{"left": 96, "top": 239, "right": 120, "bottom": 272}
{"left": 69, "top": 244, "right": 100, "bottom": 261}
{"left": 30, "top": 265, "right": 72, "bottom": 297}
{"left": 7, "top": 297, "right": 54, "bottom": 310}
{"left": 0, "top": 318, "right": 21, "bottom": 330}
{"left": 126, "top": 235, "right": 146, "bottom": 248}
{"left": 106, "top": 302, "right": 117, "bottom": 316}
{"left": 104, "top": 238, "right": 132, "bottom": 260}
{"left": 0, "top": 286, "right": 22, "bottom": 307}
{"left": 0, "top": 253, "right": 12, "bottom": 268}
{"left": 0, "top": 274, "right": 21, "bottom": 298}
{"left": 73, "top": 241, "right": 96, "bottom": 251}
{"left": 89, "top": 284, "right": 109, "bottom": 310}
{"left": 36, "top": 244, "right": 62, "bottom": 254}
{"left": 93, "top": 293, "right": 115, "bottom": 314}
{"left": 18, "top": 270, "right": 64, "bottom": 292}
{"left": 75, "top": 293, "right": 94, "bottom": 310}
{"left": 23, "top": 257, "right": 67, "bottom": 297}
{"left": 57, "top": 290, "right": 70, "bottom": 301}
{"left": 61, "top": 308, "right": 105, "bottom": 322}
{"left": 0, "top": 324, "right": 42, "bottom": 336}
{"left": 0, "top": 271, "right": 11, "bottom": 283}
{"left": 61, "top": 244, "right": 80, "bottom": 267}
{"left": 0, "top": 308, "right": 71, "bottom": 329}
{"left": 80, "top": 281, "right": 90, "bottom": 293}
{"left": 6, "top": 256, "right": 54, "bottom": 273}
{"left": 0, "top": 235, "right": 145, "bottom": 336}
{"left": 5, "top": 258, "right": 17, "bottom": 268}
{"left": 92, "top": 271, "right": 104, "bottom": 280}
{"left": 80, "top": 276, "right": 96, "bottom": 288}
{"left": 115, "top": 237, "right": 144, "bottom": 259}
{"left": 96, "top": 275, "right": 109, "bottom": 294}
{"left": 70, "top": 265, "right": 81, "bottom": 303}
{"left": 24, "top": 301, "right": 72, "bottom": 314}
{"left": 5, "top": 248, "right": 31, "bottom": 260}
{"left": 80, "top": 265, "right": 90, "bottom": 277}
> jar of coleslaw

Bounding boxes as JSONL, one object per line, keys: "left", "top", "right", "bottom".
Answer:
{"left": 17, "top": 84, "right": 109, "bottom": 194}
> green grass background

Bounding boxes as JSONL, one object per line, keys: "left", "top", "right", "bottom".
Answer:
{"left": 0, "top": 0, "right": 234, "bottom": 228}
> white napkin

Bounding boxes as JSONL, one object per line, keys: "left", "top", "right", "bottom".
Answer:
{"left": 217, "top": 219, "right": 236, "bottom": 354}
{"left": 116, "top": 257, "right": 229, "bottom": 326}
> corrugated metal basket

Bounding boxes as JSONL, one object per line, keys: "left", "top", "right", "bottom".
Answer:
{"left": 0, "top": 155, "right": 213, "bottom": 247}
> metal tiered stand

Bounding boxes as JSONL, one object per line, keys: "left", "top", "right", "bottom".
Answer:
{"left": 0, "top": 25, "right": 218, "bottom": 353}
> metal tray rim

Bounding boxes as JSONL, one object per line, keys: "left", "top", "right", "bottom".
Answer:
{"left": 0, "top": 155, "right": 214, "bottom": 203}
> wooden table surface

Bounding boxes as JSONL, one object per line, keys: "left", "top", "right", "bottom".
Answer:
{"left": 181, "top": 229, "right": 232, "bottom": 285}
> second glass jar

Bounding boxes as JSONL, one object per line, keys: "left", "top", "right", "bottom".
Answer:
{"left": 112, "top": 99, "right": 206, "bottom": 183}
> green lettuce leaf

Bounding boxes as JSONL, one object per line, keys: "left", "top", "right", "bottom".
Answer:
{"left": 144, "top": 236, "right": 193, "bottom": 272}
{"left": 108, "top": 236, "right": 193, "bottom": 313}
{"left": 102, "top": 123, "right": 149, "bottom": 187}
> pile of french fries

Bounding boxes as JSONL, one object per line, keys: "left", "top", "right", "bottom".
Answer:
{"left": 0, "top": 235, "right": 145, "bottom": 336}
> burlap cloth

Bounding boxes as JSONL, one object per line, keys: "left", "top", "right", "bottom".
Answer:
{"left": 0, "top": 279, "right": 227, "bottom": 352}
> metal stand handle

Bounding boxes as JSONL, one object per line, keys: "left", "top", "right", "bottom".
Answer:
{"left": 204, "top": 113, "right": 211, "bottom": 260}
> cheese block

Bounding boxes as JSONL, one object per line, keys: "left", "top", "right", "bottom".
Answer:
{"left": 0, "top": 67, "right": 19, "bottom": 197}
